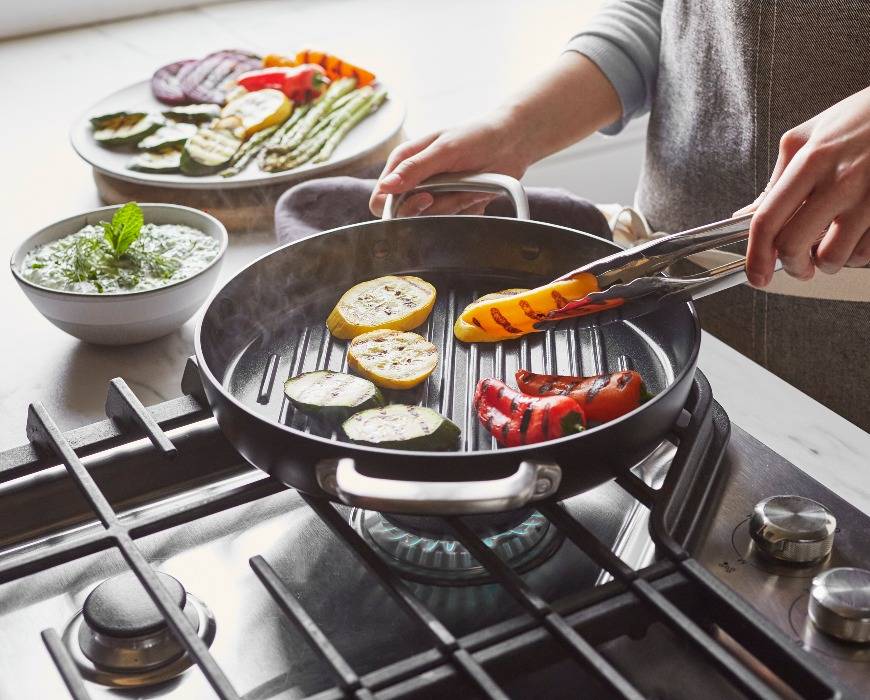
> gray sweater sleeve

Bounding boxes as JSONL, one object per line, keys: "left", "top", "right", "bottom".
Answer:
{"left": 565, "top": 0, "right": 663, "bottom": 134}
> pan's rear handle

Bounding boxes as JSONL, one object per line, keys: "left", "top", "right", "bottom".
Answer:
{"left": 316, "top": 458, "right": 561, "bottom": 515}
{"left": 382, "top": 173, "right": 530, "bottom": 221}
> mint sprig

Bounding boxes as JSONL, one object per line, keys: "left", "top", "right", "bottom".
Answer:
{"left": 100, "top": 202, "right": 143, "bottom": 258}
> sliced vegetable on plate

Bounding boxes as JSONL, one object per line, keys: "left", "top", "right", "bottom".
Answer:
{"left": 161, "top": 104, "right": 222, "bottom": 123}
{"left": 264, "top": 50, "right": 377, "bottom": 87}
{"left": 342, "top": 404, "right": 460, "bottom": 451}
{"left": 137, "top": 122, "right": 198, "bottom": 151}
{"left": 180, "top": 127, "right": 242, "bottom": 175}
{"left": 515, "top": 369, "right": 649, "bottom": 424}
{"left": 93, "top": 113, "right": 162, "bottom": 146}
{"left": 217, "top": 88, "right": 291, "bottom": 139}
{"left": 327, "top": 275, "right": 436, "bottom": 340}
{"left": 347, "top": 329, "right": 438, "bottom": 390}
{"left": 474, "top": 379, "right": 585, "bottom": 447}
{"left": 236, "top": 65, "right": 330, "bottom": 103}
{"left": 177, "top": 50, "right": 261, "bottom": 105}
{"left": 151, "top": 59, "right": 198, "bottom": 105}
{"left": 129, "top": 148, "right": 182, "bottom": 173}
{"left": 284, "top": 370, "right": 384, "bottom": 423}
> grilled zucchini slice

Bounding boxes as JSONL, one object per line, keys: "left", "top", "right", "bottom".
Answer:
{"left": 284, "top": 371, "right": 384, "bottom": 423}
{"left": 180, "top": 127, "right": 242, "bottom": 175}
{"left": 137, "top": 122, "right": 197, "bottom": 151}
{"left": 347, "top": 329, "right": 438, "bottom": 390}
{"left": 93, "top": 113, "right": 162, "bottom": 146}
{"left": 342, "top": 405, "right": 460, "bottom": 451}
{"left": 161, "top": 104, "right": 222, "bottom": 123}
{"left": 129, "top": 148, "right": 182, "bottom": 173}
{"left": 327, "top": 275, "right": 436, "bottom": 340}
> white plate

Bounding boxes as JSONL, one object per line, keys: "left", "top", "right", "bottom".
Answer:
{"left": 70, "top": 79, "right": 405, "bottom": 190}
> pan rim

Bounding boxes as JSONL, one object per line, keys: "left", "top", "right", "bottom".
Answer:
{"left": 194, "top": 215, "right": 701, "bottom": 462}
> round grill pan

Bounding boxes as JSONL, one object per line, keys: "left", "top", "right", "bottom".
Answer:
{"left": 195, "top": 175, "right": 701, "bottom": 515}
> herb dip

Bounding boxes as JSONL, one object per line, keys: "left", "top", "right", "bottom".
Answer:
{"left": 21, "top": 223, "right": 220, "bottom": 294}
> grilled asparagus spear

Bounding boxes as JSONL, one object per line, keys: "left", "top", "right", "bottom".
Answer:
{"left": 219, "top": 124, "right": 279, "bottom": 177}
{"left": 277, "top": 77, "right": 357, "bottom": 151}
{"left": 312, "top": 90, "right": 387, "bottom": 164}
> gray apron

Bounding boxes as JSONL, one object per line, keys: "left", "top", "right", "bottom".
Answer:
{"left": 636, "top": 0, "right": 870, "bottom": 430}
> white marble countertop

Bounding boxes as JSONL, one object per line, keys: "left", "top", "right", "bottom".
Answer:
{"left": 1, "top": 0, "right": 867, "bottom": 514}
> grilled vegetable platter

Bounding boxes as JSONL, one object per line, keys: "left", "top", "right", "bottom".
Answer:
{"left": 279, "top": 273, "right": 652, "bottom": 453}
{"left": 70, "top": 49, "right": 405, "bottom": 189}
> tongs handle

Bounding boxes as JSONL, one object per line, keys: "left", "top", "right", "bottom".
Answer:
{"left": 558, "top": 212, "right": 754, "bottom": 287}
{"left": 545, "top": 213, "right": 760, "bottom": 327}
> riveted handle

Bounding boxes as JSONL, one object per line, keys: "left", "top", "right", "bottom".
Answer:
{"left": 382, "top": 172, "right": 530, "bottom": 221}
{"left": 316, "top": 458, "right": 561, "bottom": 515}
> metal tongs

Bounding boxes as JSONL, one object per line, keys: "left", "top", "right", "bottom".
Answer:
{"left": 539, "top": 212, "right": 768, "bottom": 328}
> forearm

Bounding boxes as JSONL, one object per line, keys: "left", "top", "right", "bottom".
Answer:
{"left": 496, "top": 52, "right": 622, "bottom": 168}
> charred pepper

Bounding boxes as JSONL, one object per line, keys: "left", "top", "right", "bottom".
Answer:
{"left": 474, "top": 379, "right": 585, "bottom": 447}
{"left": 515, "top": 369, "right": 647, "bottom": 424}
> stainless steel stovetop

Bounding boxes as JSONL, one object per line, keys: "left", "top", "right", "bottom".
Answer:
{"left": 0, "top": 366, "right": 867, "bottom": 699}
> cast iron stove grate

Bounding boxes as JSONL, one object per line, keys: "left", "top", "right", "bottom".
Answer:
{"left": 0, "top": 359, "right": 844, "bottom": 699}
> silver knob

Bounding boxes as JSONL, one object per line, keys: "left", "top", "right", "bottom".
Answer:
{"left": 809, "top": 567, "right": 870, "bottom": 643}
{"left": 749, "top": 495, "right": 835, "bottom": 564}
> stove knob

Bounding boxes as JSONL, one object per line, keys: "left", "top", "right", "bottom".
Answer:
{"left": 809, "top": 567, "right": 870, "bottom": 643}
{"left": 749, "top": 495, "right": 835, "bottom": 564}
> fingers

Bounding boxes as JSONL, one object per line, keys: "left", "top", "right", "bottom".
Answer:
{"left": 735, "top": 128, "right": 809, "bottom": 217}
{"left": 846, "top": 230, "right": 870, "bottom": 267}
{"left": 394, "top": 192, "right": 434, "bottom": 218}
{"left": 815, "top": 213, "right": 870, "bottom": 273}
{"left": 370, "top": 133, "right": 441, "bottom": 215}
{"left": 393, "top": 192, "right": 493, "bottom": 218}
{"left": 744, "top": 128, "right": 821, "bottom": 284}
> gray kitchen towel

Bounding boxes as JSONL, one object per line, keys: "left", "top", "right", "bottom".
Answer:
{"left": 274, "top": 167, "right": 612, "bottom": 245}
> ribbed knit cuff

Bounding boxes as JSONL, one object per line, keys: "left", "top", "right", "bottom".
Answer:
{"left": 564, "top": 34, "right": 647, "bottom": 135}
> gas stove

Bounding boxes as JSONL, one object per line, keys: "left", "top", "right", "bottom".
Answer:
{"left": 0, "top": 359, "right": 867, "bottom": 699}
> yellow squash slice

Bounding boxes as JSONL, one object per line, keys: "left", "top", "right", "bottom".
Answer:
{"left": 456, "top": 274, "right": 599, "bottom": 342}
{"left": 327, "top": 275, "right": 436, "bottom": 340}
{"left": 219, "top": 88, "right": 291, "bottom": 139}
{"left": 347, "top": 329, "right": 438, "bottom": 389}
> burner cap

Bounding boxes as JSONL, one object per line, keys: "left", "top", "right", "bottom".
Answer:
{"left": 83, "top": 571, "right": 186, "bottom": 638}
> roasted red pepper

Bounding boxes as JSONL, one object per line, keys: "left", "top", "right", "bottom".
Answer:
{"left": 515, "top": 369, "right": 647, "bottom": 424}
{"left": 474, "top": 379, "right": 585, "bottom": 447}
{"left": 235, "top": 65, "right": 329, "bottom": 102}
{"left": 295, "top": 50, "right": 376, "bottom": 86}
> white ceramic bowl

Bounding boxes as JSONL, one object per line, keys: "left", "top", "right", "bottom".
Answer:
{"left": 10, "top": 203, "right": 228, "bottom": 345}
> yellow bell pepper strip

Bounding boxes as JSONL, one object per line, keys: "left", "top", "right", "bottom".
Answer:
{"left": 456, "top": 274, "right": 599, "bottom": 341}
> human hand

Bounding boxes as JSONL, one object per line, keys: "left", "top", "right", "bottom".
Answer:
{"left": 737, "top": 85, "right": 870, "bottom": 285}
{"left": 369, "top": 112, "right": 531, "bottom": 217}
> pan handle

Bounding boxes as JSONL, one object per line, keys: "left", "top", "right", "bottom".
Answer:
{"left": 315, "top": 458, "right": 561, "bottom": 515}
{"left": 382, "top": 173, "right": 531, "bottom": 221}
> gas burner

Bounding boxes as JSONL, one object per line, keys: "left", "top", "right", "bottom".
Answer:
{"left": 351, "top": 507, "right": 563, "bottom": 584}
{"left": 62, "top": 571, "right": 216, "bottom": 688}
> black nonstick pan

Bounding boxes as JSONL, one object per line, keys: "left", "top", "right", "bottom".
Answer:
{"left": 194, "top": 174, "right": 701, "bottom": 515}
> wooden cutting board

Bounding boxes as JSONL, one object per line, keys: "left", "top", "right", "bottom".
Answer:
{"left": 92, "top": 130, "right": 404, "bottom": 233}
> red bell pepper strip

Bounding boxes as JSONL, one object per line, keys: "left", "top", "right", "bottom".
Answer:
{"left": 473, "top": 379, "right": 585, "bottom": 447}
{"left": 515, "top": 369, "right": 647, "bottom": 424}
{"left": 235, "top": 65, "right": 329, "bottom": 102}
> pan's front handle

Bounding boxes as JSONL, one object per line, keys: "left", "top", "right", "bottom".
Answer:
{"left": 315, "top": 458, "right": 561, "bottom": 515}
{"left": 382, "top": 173, "right": 530, "bottom": 221}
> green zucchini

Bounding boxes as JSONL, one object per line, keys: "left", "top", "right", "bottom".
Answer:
{"left": 137, "top": 122, "right": 197, "bottom": 151}
{"left": 342, "top": 405, "right": 461, "bottom": 451}
{"left": 284, "top": 371, "right": 384, "bottom": 423}
{"left": 161, "top": 104, "right": 221, "bottom": 124}
{"left": 93, "top": 113, "right": 162, "bottom": 146}
{"left": 129, "top": 148, "right": 182, "bottom": 173}
{"left": 180, "top": 127, "right": 241, "bottom": 175}
{"left": 89, "top": 111, "right": 146, "bottom": 129}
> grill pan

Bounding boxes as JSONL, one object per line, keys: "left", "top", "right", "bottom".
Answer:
{"left": 195, "top": 174, "right": 701, "bottom": 515}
